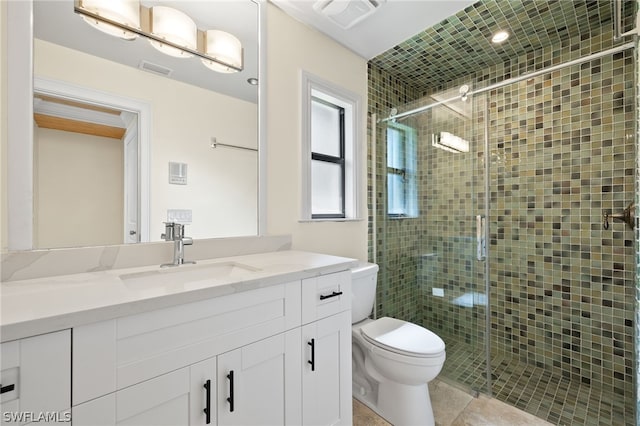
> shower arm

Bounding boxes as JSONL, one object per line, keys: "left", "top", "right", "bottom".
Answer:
{"left": 603, "top": 202, "right": 636, "bottom": 230}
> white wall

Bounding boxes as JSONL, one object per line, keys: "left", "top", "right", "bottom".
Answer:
{"left": 34, "top": 128, "right": 124, "bottom": 248}
{"left": 2, "top": 4, "right": 368, "bottom": 258}
{"left": 33, "top": 39, "right": 258, "bottom": 243}
{"left": 0, "top": 1, "right": 7, "bottom": 251}
{"left": 266, "top": 4, "right": 368, "bottom": 260}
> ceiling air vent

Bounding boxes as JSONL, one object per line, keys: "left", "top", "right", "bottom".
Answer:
{"left": 139, "top": 60, "right": 173, "bottom": 77}
{"left": 313, "top": 0, "right": 385, "bottom": 30}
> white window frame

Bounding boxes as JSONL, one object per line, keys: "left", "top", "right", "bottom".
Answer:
{"left": 300, "top": 71, "right": 362, "bottom": 221}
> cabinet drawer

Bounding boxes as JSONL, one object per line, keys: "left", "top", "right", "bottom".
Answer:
{"left": 74, "top": 281, "right": 301, "bottom": 405}
{"left": 0, "top": 330, "right": 71, "bottom": 425}
{"left": 302, "top": 271, "right": 351, "bottom": 324}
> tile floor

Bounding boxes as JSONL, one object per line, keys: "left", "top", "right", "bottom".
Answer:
{"left": 353, "top": 378, "right": 553, "bottom": 426}
{"left": 440, "top": 339, "right": 634, "bottom": 425}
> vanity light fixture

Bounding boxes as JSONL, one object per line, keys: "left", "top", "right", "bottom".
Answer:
{"left": 148, "top": 6, "right": 198, "bottom": 58}
{"left": 202, "top": 30, "right": 244, "bottom": 74}
{"left": 432, "top": 132, "right": 469, "bottom": 153}
{"left": 74, "top": 0, "right": 244, "bottom": 73}
{"left": 76, "top": 0, "right": 140, "bottom": 40}
{"left": 491, "top": 30, "right": 509, "bottom": 44}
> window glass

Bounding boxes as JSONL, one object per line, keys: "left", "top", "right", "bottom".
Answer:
{"left": 387, "top": 173, "right": 406, "bottom": 216}
{"left": 311, "top": 160, "right": 343, "bottom": 216}
{"left": 311, "top": 99, "right": 341, "bottom": 157}
{"left": 386, "top": 123, "right": 418, "bottom": 218}
{"left": 387, "top": 127, "right": 405, "bottom": 170}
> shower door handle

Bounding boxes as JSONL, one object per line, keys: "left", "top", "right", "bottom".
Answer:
{"left": 476, "top": 215, "right": 486, "bottom": 261}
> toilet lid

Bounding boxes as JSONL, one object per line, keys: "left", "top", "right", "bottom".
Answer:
{"left": 360, "top": 317, "right": 445, "bottom": 357}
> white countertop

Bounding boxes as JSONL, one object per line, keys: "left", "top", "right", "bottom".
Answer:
{"left": 0, "top": 250, "right": 358, "bottom": 342}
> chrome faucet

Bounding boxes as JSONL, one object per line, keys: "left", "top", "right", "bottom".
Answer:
{"left": 161, "top": 222, "right": 195, "bottom": 267}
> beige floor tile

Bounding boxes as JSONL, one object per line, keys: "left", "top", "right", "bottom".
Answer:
{"left": 352, "top": 380, "right": 550, "bottom": 426}
{"left": 450, "top": 395, "right": 553, "bottom": 426}
{"left": 353, "top": 398, "right": 392, "bottom": 426}
{"left": 430, "top": 380, "right": 474, "bottom": 426}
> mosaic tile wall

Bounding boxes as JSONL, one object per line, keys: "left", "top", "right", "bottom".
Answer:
{"left": 635, "top": 32, "right": 640, "bottom": 426}
{"left": 367, "top": 65, "right": 421, "bottom": 322}
{"left": 483, "top": 43, "right": 634, "bottom": 395}
{"left": 368, "top": 8, "right": 636, "bottom": 426}
{"left": 370, "top": 0, "right": 635, "bottom": 93}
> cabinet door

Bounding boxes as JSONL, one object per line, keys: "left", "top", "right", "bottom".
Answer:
{"left": 189, "top": 358, "right": 216, "bottom": 426}
{"left": 217, "top": 330, "right": 301, "bottom": 426}
{"left": 302, "top": 311, "right": 352, "bottom": 426}
{"left": 72, "top": 368, "right": 191, "bottom": 426}
{"left": 0, "top": 330, "right": 70, "bottom": 426}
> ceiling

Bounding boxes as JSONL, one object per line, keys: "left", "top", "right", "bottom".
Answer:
{"left": 270, "top": 0, "right": 475, "bottom": 59}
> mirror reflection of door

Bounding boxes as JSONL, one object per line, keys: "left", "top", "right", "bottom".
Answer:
{"left": 32, "top": 95, "right": 139, "bottom": 249}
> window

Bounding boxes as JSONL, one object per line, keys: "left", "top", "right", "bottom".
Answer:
{"left": 301, "top": 71, "right": 361, "bottom": 221}
{"left": 310, "top": 97, "right": 345, "bottom": 218}
{"left": 387, "top": 122, "right": 417, "bottom": 217}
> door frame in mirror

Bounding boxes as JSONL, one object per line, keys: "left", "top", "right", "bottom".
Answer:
{"left": 32, "top": 76, "right": 152, "bottom": 246}
{"left": 6, "top": 0, "right": 267, "bottom": 251}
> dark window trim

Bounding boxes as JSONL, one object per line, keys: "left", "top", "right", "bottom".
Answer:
{"left": 311, "top": 96, "right": 345, "bottom": 219}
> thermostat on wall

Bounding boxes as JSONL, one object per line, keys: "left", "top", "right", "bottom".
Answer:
{"left": 169, "top": 162, "right": 187, "bottom": 185}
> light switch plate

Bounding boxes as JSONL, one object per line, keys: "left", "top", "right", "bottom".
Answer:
{"left": 167, "top": 209, "right": 192, "bottom": 224}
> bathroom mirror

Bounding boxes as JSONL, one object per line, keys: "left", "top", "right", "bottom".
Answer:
{"left": 9, "top": 0, "right": 262, "bottom": 250}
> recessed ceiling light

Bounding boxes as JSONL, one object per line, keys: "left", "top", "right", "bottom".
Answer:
{"left": 491, "top": 30, "right": 509, "bottom": 44}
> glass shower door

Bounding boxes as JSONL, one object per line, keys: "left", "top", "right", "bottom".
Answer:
{"left": 377, "top": 86, "right": 489, "bottom": 394}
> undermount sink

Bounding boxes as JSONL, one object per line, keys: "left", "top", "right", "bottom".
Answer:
{"left": 120, "top": 262, "right": 262, "bottom": 289}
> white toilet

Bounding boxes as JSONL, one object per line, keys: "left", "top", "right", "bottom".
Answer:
{"left": 351, "top": 262, "right": 446, "bottom": 426}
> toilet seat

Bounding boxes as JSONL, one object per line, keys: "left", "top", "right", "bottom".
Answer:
{"left": 360, "top": 317, "right": 445, "bottom": 358}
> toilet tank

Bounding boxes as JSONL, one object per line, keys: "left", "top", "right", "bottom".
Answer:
{"left": 351, "top": 262, "right": 379, "bottom": 323}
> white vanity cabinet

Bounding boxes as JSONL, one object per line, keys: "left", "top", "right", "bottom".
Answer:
{"left": 301, "top": 271, "right": 352, "bottom": 426}
{"left": 0, "top": 330, "right": 71, "bottom": 426}
{"left": 2, "top": 261, "right": 353, "bottom": 426}
{"left": 72, "top": 280, "right": 302, "bottom": 425}
{"left": 73, "top": 331, "right": 302, "bottom": 426}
